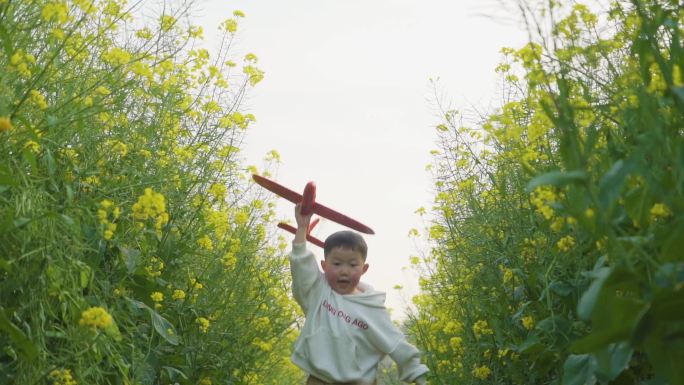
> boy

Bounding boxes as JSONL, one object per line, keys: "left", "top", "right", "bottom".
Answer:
{"left": 289, "top": 203, "right": 428, "bottom": 385}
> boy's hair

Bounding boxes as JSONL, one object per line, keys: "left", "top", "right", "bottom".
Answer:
{"left": 324, "top": 230, "right": 368, "bottom": 260}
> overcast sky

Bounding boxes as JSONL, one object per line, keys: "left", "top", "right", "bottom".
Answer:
{"left": 196, "top": 0, "right": 530, "bottom": 319}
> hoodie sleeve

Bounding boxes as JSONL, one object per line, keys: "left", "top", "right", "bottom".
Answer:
{"left": 289, "top": 242, "right": 323, "bottom": 313}
{"left": 389, "top": 339, "right": 429, "bottom": 383}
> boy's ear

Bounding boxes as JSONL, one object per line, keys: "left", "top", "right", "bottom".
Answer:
{"left": 362, "top": 263, "right": 369, "bottom": 274}
{"left": 320, "top": 259, "right": 327, "bottom": 272}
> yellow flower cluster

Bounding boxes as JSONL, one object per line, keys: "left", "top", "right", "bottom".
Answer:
{"left": 199, "top": 377, "right": 212, "bottom": 385}
{"left": 102, "top": 47, "right": 131, "bottom": 66}
{"left": 132, "top": 188, "right": 169, "bottom": 233}
{"left": 650, "top": 203, "right": 671, "bottom": 220}
{"left": 145, "top": 256, "right": 164, "bottom": 277}
{"left": 243, "top": 65, "right": 264, "bottom": 86}
{"left": 196, "top": 317, "right": 210, "bottom": 333}
{"left": 30, "top": 90, "right": 48, "bottom": 110}
{"left": 472, "top": 320, "right": 493, "bottom": 339}
{"left": 556, "top": 235, "right": 575, "bottom": 252}
{"left": 472, "top": 365, "right": 491, "bottom": 380}
{"left": 208, "top": 183, "right": 226, "bottom": 201}
{"left": 197, "top": 235, "right": 213, "bottom": 250}
{"left": 172, "top": 289, "right": 185, "bottom": 300}
{"left": 252, "top": 337, "right": 273, "bottom": 352}
{"left": 150, "top": 291, "right": 163, "bottom": 302}
{"left": 97, "top": 199, "right": 120, "bottom": 240}
{"left": 9, "top": 50, "right": 36, "bottom": 78}
{"left": 221, "top": 18, "right": 238, "bottom": 33}
{"left": 24, "top": 140, "right": 41, "bottom": 153}
{"left": 0, "top": 117, "right": 12, "bottom": 132}
{"left": 521, "top": 315, "right": 535, "bottom": 330}
{"left": 530, "top": 186, "right": 558, "bottom": 220}
{"left": 79, "top": 306, "right": 113, "bottom": 330}
{"left": 49, "top": 368, "right": 77, "bottom": 385}
{"left": 42, "top": 2, "right": 69, "bottom": 24}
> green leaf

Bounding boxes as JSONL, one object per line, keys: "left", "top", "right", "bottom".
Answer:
{"left": 516, "top": 334, "right": 543, "bottom": 354}
{"left": 526, "top": 170, "right": 587, "bottom": 193}
{"left": 562, "top": 354, "right": 597, "bottom": 385}
{"left": 162, "top": 366, "right": 188, "bottom": 381}
{"left": 593, "top": 342, "right": 633, "bottom": 381}
{"left": 0, "top": 309, "right": 38, "bottom": 362}
{"left": 598, "top": 160, "right": 634, "bottom": 211}
{"left": 121, "top": 247, "right": 141, "bottom": 274}
{"left": 0, "top": 258, "right": 11, "bottom": 273}
{"left": 150, "top": 309, "right": 179, "bottom": 345}
{"left": 672, "top": 86, "right": 684, "bottom": 103}
{"left": 12, "top": 217, "right": 30, "bottom": 229}
{"left": 126, "top": 298, "right": 179, "bottom": 345}
{"left": 662, "top": 224, "right": 684, "bottom": 262}
{"left": 550, "top": 281, "right": 574, "bottom": 297}
{"left": 45, "top": 148, "right": 56, "bottom": 177}
{"left": 577, "top": 267, "right": 611, "bottom": 320}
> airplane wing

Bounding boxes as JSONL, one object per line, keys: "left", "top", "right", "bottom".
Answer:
{"left": 252, "top": 174, "right": 302, "bottom": 204}
{"left": 313, "top": 202, "right": 375, "bottom": 234}
{"left": 277, "top": 223, "right": 326, "bottom": 248}
{"left": 253, "top": 174, "right": 375, "bottom": 235}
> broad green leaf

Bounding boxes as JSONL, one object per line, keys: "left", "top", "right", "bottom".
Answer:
{"left": 598, "top": 160, "right": 634, "bottom": 211}
{"left": 526, "top": 170, "right": 587, "bottom": 193}
{"left": 121, "top": 247, "right": 141, "bottom": 274}
{"left": 593, "top": 342, "right": 633, "bottom": 381}
{"left": 577, "top": 267, "right": 611, "bottom": 320}
{"left": 150, "top": 309, "right": 179, "bottom": 345}
{"left": 562, "top": 354, "right": 597, "bottom": 385}
{"left": 126, "top": 298, "right": 179, "bottom": 345}
{"left": 516, "top": 334, "right": 543, "bottom": 354}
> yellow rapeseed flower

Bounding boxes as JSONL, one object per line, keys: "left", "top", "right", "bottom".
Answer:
{"left": 472, "top": 320, "right": 493, "bottom": 339}
{"left": 150, "top": 291, "right": 164, "bottom": 302}
{"left": 472, "top": 365, "right": 491, "bottom": 380}
{"left": 49, "top": 368, "right": 77, "bottom": 385}
{"left": 221, "top": 18, "right": 238, "bottom": 33}
{"left": 24, "top": 140, "right": 41, "bottom": 153}
{"left": 650, "top": 203, "right": 671, "bottom": 220}
{"left": 521, "top": 315, "right": 535, "bottom": 330}
{"left": 79, "top": 306, "right": 113, "bottom": 330}
{"left": 172, "top": 289, "right": 186, "bottom": 300}
{"left": 30, "top": 90, "right": 48, "bottom": 109}
{"left": 556, "top": 235, "right": 576, "bottom": 252}
{"left": 0, "top": 117, "right": 12, "bottom": 132}
{"left": 42, "top": 2, "right": 69, "bottom": 24}
{"left": 196, "top": 317, "right": 210, "bottom": 333}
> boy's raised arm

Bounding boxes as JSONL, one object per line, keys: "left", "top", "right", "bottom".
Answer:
{"left": 293, "top": 203, "right": 312, "bottom": 244}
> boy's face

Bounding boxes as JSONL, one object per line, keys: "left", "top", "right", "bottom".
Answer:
{"left": 321, "top": 247, "right": 369, "bottom": 295}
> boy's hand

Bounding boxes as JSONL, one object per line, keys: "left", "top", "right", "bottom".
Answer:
{"left": 294, "top": 203, "right": 312, "bottom": 244}
{"left": 413, "top": 375, "right": 427, "bottom": 385}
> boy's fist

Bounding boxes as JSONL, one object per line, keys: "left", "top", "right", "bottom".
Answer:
{"left": 295, "top": 203, "right": 312, "bottom": 229}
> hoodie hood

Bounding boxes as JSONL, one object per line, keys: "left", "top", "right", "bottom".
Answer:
{"left": 343, "top": 281, "right": 387, "bottom": 309}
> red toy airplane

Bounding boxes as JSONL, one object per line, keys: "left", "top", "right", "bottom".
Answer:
{"left": 252, "top": 174, "right": 374, "bottom": 247}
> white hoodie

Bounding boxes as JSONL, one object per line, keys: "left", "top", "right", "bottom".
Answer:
{"left": 289, "top": 242, "right": 428, "bottom": 383}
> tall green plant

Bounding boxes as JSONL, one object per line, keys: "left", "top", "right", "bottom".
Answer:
{"left": 410, "top": 1, "right": 684, "bottom": 384}
{"left": 0, "top": 0, "right": 300, "bottom": 384}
